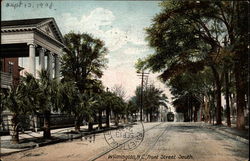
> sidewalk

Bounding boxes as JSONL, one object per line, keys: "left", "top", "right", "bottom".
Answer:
{"left": 0, "top": 123, "right": 129, "bottom": 156}
{"left": 201, "top": 122, "right": 249, "bottom": 144}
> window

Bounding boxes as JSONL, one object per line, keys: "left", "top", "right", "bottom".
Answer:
{"left": 8, "top": 61, "right": 14, "bottom": 73}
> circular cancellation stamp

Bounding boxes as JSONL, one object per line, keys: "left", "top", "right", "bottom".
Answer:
{"left": 104, "top": 122, "right": 144, "bottom": 151}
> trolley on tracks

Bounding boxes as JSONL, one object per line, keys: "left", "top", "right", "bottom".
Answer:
{"left": 167, "top": 112, "right": 174, "bottom": 122}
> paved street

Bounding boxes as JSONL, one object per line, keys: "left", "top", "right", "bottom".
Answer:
{"left": 1, "top": 122, "right": 249, "bottom": 161}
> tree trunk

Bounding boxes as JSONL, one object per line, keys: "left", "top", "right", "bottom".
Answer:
{"left": 194, "top": 107, "right": 198, "bottom": 122}
{"left": 88, "top": 122, "right": 93, "bottom": 131}
{"left": 235, "top": 63, "right": 245, "bottom": 130}
{"left": 122, "top": 114, "right": 126, "bottom": 124}
{"left": 98, "top": 110, "right": 102, "bottom": 129}
{"left": 211, "top": 66, "right": 222, "bottom": 125}
{"left": 146, "top": 111, "right": 148, "bottom": 122}
{"left": 106, "top": 107, "right": 110, "bottom": 128}
{"left": 200, "top": 102, "right": 203, "bottom": 122}
{"left": 204, "top": 97, "right": 209, "bottom": 123}
{"left": 43, "top": 110, "right": 51, "bottom": 139}
{"left": 149, "top": 110, "right": 153, "bottom": 122}
{"left": 114, "top": 113, "right": 119, "bottom": 126}
{"left": 191, "top": 106, "right": 193, "bottom": 122}
{"left": 189, "top": 108, "right": 192, "bottom": 122}
{"left": 209, "top": 110, "right": 212, "bottom": 124}
{"left": 225, "top": 70, "right": 231, "bottom": 127}
{"left": 125, "top": 114, "right": 129, "bottom": 123}
{"left": 74, "top": 116, "right": 81, "bottom": 132}
{"left": 230, "top": 94, "right": 236, "bottom": 120}
{"left": 11, "top": 114, "right": 19, "bottom": 144}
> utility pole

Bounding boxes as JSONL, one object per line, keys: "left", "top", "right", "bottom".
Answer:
{"left": 137, "top": 70, "right": 149, "bottom": 122}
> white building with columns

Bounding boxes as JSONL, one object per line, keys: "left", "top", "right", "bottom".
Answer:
{"left": 1, "top": 18, "right": 67, "bottom": 132}
{"left": 1, "top": 18, "right": 66, "bottom": 79}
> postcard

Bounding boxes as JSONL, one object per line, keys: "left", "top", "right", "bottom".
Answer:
{"left": 1, "top": 1, "right": 249, "bottom": 161}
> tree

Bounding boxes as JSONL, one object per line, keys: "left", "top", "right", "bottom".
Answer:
{"left": 36, "top": 70, "right": 61, "bottom": 139}
{"left": 168, "top": 70, "right": 214, "bottom": 122}
{"left": 2, "top": 73, "right": 39, "bottom": 143}
{"left": 60, "top": 81, "right": 82, "bottom": 132}
{"left": 111, "top": 84, "right": 127, "bottom": 100}
{"left": 61, "top": 32, "right": 108, "bottom": 92}
{"left": 111, "top": 95, "right": 126, "bottom": 126}
{"left": 137, "top": 1, "right": 248, "bottom": 128}
{"left": 111, "top": 84, "right": 128, "bottom": 123}
{"left": 127, "top": 97, "right": 139, "bottom": 121}
{"left": 134, "top": 84, "right": 168, "bottom": 122}
{"left": 4, "top": 87, "right": 25, "bottom": 143}
{"left": 102, "top": 89, "right": 115, "bottom": 128}
{"left": 61, "top": 32, "right": 108, "bottom": 130}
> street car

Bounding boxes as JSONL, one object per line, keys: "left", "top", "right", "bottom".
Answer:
{"left": 167, "top": 112, "right": 174, "bottom": 122}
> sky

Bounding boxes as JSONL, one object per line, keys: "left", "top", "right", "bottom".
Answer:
{"left": 2, "top": 0, "right": 173, "bottom": 104}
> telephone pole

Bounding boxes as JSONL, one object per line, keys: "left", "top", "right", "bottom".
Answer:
{"left": 137, "top": 70, "right": 149, "bottom": 122}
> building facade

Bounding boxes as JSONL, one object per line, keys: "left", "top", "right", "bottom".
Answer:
{"left": 1, "top": 18, "right": 65, "bottom": 85}
{"left": 0, "top": 18, "right": 73, "bottom": 133}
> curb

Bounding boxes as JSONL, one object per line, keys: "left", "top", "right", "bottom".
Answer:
{"left": 201, "top": 124, "right": 249, "bottom": 145}
{"left": 0, "top": 124, "right": 133, "bottom": 156}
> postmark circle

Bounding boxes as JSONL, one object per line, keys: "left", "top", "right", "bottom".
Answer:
{"left": 104, "top": 122, "right": 144, "bottom": 151}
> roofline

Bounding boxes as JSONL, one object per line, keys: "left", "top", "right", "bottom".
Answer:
{"left": 1, "top": 17, "right": 52, "bottom": 28}
{"left": 35, "top": 29, "right": 66, "bottom": 49}
{"left": 1, "top": 17, "right": 65, "bottom": 44}
{"left": 1, "top": 27, "right": 66, "bottom": 49}
{"left": 1, "top": 27, "right": 35, "bottom": 32}
{"left": 1, "top": 25, "right": 35, "bottom": 29}
{"left": 35, "top": 17, "right": 65, "bottom": 43}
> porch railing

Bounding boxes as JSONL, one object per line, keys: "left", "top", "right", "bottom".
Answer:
{"left": 0, "top": 71, "right": 13, "bottom": 88}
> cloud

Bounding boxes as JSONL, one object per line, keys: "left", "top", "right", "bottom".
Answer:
{"left": 57, "top": 7, "right": 173, "bottom": 101}
{"left": 123, "top": 47, "right": 148, "bottom": 55}
{"left": 127, "top": 29, "right": 147, "bottom": 45}
{"left": 58, "top": 8, "right": 147, "bottom": 52}
{"left": 104, "top": 28, "right": 129, "bottom": 51}
{"left": 86, "top": 8, "right": 115, "bottom": 26}
{"left": 60, "top": 8, "right": 114, "bottom": 31}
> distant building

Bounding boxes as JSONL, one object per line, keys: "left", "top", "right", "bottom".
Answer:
{"left": 159, "top": 105, "right": 168, "bottom": 122}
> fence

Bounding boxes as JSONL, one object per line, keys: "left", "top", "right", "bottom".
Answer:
{"left": 0, "top": 112, "right": 75, "bottom": 134}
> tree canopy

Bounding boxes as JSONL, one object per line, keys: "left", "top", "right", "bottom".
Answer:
{"left": 61, "top": 32, "right": 108, "bottom": 92}
{"left": 136, "top": 1, "right": 248, "bottom": 128}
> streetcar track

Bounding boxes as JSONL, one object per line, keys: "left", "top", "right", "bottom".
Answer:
{"left": 139, "top": 124, "right": 171, "bottom": 161}
{"left": 87, "top": 122, "right": 164, "bottom": 161}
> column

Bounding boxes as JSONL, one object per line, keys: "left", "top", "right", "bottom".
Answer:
{"left": 54, "top": 54, "right": 60, "bottom": 80}
{"left": 28, "top": 43, "right": 36, "bottom": 76}
{"left": 47, "top": 52, "right": 53, "bottom": 79}
{"left": 39, "top": 48, "right": 46, "bottom": 72}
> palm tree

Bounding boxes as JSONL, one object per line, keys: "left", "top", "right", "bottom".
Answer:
{"left": 135, "top": 84, "right": 168, "bottom": 122}
{"left": 60, "top": 81, "right": 97, "bottom": 132}
{"left": 145, "top": 85, "right": 168, "bottom": 122}
{"left": 36, "top": 70, "right": 61, "bottom": 139}
{"left": 60, "top": 81, "right": 81, "bottom": 132}
{"left": 93, "top": 92, "right": 105, "bottom": 129}
{"left": 0, "top": 89, "right": 7, "bottom": 118}
{"left": 4, "top": 86, "right": 25, "bottom": 143}
{"left": 3, "top": 73, "right": 39, "bottom": 143}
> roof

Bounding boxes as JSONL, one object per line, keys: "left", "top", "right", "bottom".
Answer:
{"left": 1, "top": 18, "right": 65, "bottom": 46}
{"left": 1, "top": 18, "right": 53, "bottom": 28}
